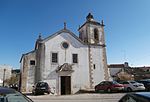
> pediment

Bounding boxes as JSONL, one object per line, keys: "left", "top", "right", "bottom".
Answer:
{"left": 56, "top": 63, "right": 74, "bottom": 72}
{"left": 41, "top": 29, "right": 85, "bottom": 45}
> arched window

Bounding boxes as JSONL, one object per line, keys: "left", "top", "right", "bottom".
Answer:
{"left": 94, "top": 28, "right": 99, "bottom": 42}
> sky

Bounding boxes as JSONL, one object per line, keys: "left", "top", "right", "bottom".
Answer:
{"left": 0, "top": 0, "right": 150, "bottom": 68}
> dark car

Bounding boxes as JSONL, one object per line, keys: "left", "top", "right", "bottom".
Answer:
{"left": 95, "top": 81, "right": 124, "bottom": 92}
{"left": 137, "top": 80, "right": 150, "bottom": 91}
{"left": 9, "top": 84, "right": 18, "bottom": 91}
{"left": 119, "top": 92, "right": 150, "bottom": 102}
{"left": 32, "top": 82, "right": 51, "bottom": 95}
{"left": 0, "top": 87, "right": 33, "bottom": 102}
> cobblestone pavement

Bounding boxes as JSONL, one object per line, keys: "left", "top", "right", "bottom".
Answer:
{"left": 28, "top": 93, "right": 126, "bottom": 102}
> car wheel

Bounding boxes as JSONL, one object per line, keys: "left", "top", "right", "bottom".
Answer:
{"left": 95, "top": 89, "right": 98, "bottom": 93}
{"left": 127, "top": 87, "right": 132, "bottom": 92}
{"left": 107, "top": 88, "right": 111, "bottom": 93}
{"left": 95, "top": 87, "right": 99, "bottom": 93}
{"left": 32, "top": 91, "right": 36, "bottom": 95}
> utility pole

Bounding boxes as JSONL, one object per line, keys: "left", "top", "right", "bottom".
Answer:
{"left": 2, "top": 69, "right": 6, "bottom": 87}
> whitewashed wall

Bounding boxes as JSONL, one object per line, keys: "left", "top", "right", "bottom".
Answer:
{"left": 25, "top": 52, "right": 36, "bottom": 92}
{"left": 43, "top": 32, "right": 90, "bottom": 94}
{"left": 90, "top": 46, "right": 105, "bottom": 86}
{"left": 21, "top": 29, "right": 109, "bottom": 94}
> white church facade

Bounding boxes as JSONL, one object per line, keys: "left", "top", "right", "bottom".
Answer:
{"left": 20, "top": 13, "right": 110, "bottom": 95}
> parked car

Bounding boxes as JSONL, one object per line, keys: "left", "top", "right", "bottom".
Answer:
{"left": 119, "top": 80, "right": 145, "bottom": 92}
{"left": 137, "top": 79, "right": 150, "bottom": 91}
{"left": 0, "top": 87, "right": 33, "bottom": 102}
{"left": 32, "top": 82, "right": 51, "bottom": 95}
{"left": 9, "top": 84, "right": 18, "bottom": 91}
{"left": 119, "top": 92, "right": 150, "bottom": 102}
{"left": 95, "top": 81, "right": 124, "bottom": 92}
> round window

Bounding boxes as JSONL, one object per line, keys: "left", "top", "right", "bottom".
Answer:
{"left": 62, "top": 42, "right": 69, "bottom": 49}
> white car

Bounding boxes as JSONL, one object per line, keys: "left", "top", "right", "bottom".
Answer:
{"left": 120, "top": 81, "right": 145, "bottom": 92}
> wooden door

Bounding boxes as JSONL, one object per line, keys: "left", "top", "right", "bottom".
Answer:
{"left": 61, "top": 76, "right": 71, "bottom": 95}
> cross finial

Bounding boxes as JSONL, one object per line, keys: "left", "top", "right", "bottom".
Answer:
{"left": 64, "top": 22, "right": 66, "bottom": 29}
{"left": 86, "top": 12, "right": 94, "bottom": 21}
{"left": 101, "top": 20, "right": 105, "bottom": 26}
{"left": 78, "top": 25, "right": 80, "bottom": 29}
{"left": 38, "top": 33, "right": 42, "bottom": 40}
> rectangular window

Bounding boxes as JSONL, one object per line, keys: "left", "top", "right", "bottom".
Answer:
{"left": 30, "top": 60, "right": 35, "bottom": 65}
{"left": 52, "top": 53, "right": 58, "bottom": 63}
{"left": 73, "top": 54, "right": 78, "bottom": 63}
{"left": 93, "top": 64, "right": 96, "bottom": 69}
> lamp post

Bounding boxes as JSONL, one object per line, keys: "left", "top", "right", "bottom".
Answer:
{"left": 2, "top": 69, "right": 6, "bottom": 87}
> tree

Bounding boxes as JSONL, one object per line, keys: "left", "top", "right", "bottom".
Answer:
{"left": 5, "top": 75, "right": 19, "bottom": 86}
{"left": 117, "top": 71, "right": 134, "bottom": 81}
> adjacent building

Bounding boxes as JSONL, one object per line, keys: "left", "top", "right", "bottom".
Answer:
{"left": 108, "top": 62, "right": 150, "bottom": 81}
{"left": 0, "top": 65, "right": 12, "bottom": 86}
{"left": 20, "top": 13, "right": 110, "bottom": 95}
{"left": 108, "top": 62, "right": 129, "bottom": 78}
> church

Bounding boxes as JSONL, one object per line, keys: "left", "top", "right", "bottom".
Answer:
{"left": 20, "top": 13, "right": 110, "bottom": 95}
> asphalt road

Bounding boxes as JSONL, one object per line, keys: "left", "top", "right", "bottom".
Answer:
{"left": 28, "top": 93, "right": 126, "bottom": 102}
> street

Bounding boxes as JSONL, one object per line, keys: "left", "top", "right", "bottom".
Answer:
{"left": 28, "top": 93, "right": 125, "bottom": 102}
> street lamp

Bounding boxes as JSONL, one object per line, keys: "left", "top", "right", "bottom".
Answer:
{"left": 2, "top": 69, "right": 6, "bottom": 87}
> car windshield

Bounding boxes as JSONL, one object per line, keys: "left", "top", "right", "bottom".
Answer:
{"left": 142, "top": 79, "right": 150, "bottom": 82}
{"left": 0, "top": 96, "right": 4, "bottom": 102}
{"left": 112, "top": 81, "right": 119, "bottom": 84}
{"left": 7, "top": 93, "right": 30, "bottom": 102}
{"left": 130, "top": 81, "right": 137, "bottom": 84}
{"left": 37, "top": 82, "right": 47, "bottom": 87}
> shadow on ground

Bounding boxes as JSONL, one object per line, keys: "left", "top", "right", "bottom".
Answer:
{"left": 75, "top": 89, "right": 96, "bottom": 94}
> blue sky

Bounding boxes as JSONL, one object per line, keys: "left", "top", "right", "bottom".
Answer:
{"left": 0, "top": 0, "right": 150, "bottom": 68}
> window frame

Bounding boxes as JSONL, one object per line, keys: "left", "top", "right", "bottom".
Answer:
{"left": 61, "top": 41, "right": 69, "bottom": 49}
{"left": 93, "top": 64, "right": 96, "bottom": 69}
{"left": 72, "top": 53, "right": 78, "bottom": 64}
{"left": 51, "top": 52, "right": 58, "bottom": 64}
{"left": 30, "top": 60, "right": 35, "bottom": 65}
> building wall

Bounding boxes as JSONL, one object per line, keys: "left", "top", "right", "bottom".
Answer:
{"left": 109, "top": 68, "right": 122, "bottom": 76}
{"left": 43, "top": 32, "right": 90, "bottom": 94}
{"left": 79, "top": 26, "right": 87, "bottom": 42}
{"left": 20, "top": 30, "right": 109, "bottom": 94}
{"left": 90, "top": 46, "right": 105, "bottom": 86}
{"left": 0, "top": 65, "right": 12, "bottom": 86}
{"left": 88, "top": 25, "right": 104, "bottom": 44}
{"left": 87, "top": 23, "right": 109, "bottom": 83}
{"left": 20, "top": 13, "right": 110, "bottom": 94}
{"left": 20, "top": 52, "right": 36, "bottom": 92}
{"left": 20, "top": 31, "right": 109, "bottom": 94}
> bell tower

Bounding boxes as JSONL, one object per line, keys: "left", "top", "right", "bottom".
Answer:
{"left": 78, "top": 13, "right": 110, "bottom": 88}
{"left": 78, "top": 13, "right": 105, "bottom": 46}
